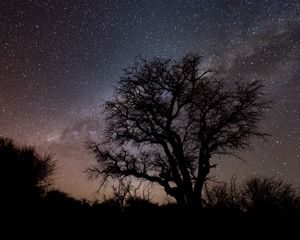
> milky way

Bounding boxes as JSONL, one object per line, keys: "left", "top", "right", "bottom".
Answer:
{"left": 0, "top": 0, "right": 299, "bottom": 201}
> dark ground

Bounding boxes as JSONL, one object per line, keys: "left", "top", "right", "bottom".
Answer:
{"left": 2, "top": 204, "right": 299, "bottom": 239}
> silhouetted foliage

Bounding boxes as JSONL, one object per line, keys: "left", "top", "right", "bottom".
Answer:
{"left": 0, "top": 137, "right": 55, "bottom": 206}
{"left": 204, "top": 177, "right": 246, "bottom": 211}
{"left": 100, "top": 180, "right": 132, "bottom": 209}
{"left": 100, "top": 180, "right": 155, "bottom": 210}
{"left": 43, "top": 189, "right": 87, "bottom": 209}
{"left": 88, "top": 54, "right": 270, "bottom": 207}
{"left": 204, "top": 176, "right": 300, "bottom": 212}
{"left": 125, "top": 196, "right": 158, "bottom": 209}
{"left": 244, "top": 176, "right": 300, "bottom": 212}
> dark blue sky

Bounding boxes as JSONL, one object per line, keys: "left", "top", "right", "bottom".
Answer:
{"left": 0, "top": 0, "right": 299, "bottom": 200}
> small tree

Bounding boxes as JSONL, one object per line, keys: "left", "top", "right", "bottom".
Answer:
{"left": 0, "top": 137, "right": 56, "bottom": 204}
{"left": 88, "top": 54, "right": 269, "bottom": 207}
{"left": 105, "top": 180, "right": 133, "bottom": 209}
{"left": 100, "top": 180, "right": 154, "bottom": 209}
{"left": 203, "top": 177, "right": 246, "bottom": 211}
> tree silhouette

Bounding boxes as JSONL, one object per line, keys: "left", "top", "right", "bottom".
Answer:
{"left": 88, "top": 54, "right": 270, "bottom": 207}
{"left": 203, "top": 177, "right": 246, "bottom": 211}
{"left": 100, "top": 180, "right": 154, "bottom": 210}
{"left": 0, "top": 137, "right": 55, "bottom": 205}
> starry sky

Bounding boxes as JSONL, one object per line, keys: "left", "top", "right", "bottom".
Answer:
{"left": 0, "top": 0, "right": 299, "bottom": 201}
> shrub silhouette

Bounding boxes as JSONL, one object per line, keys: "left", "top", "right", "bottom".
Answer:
{"left": 99, "top": 180, "right": 155, "bottom": 210}
{"left": 125, "top": 196, "right": 157, "bottom": 209}
{"left": 203, "top": 177, "right": 246, "bottom": 211}
{"left": 244, "top": 176, "right": 300, "bottom": 212}
{"left": 0, "top": 137, "right": 55, "bottom": 206}
{"left": 204, "top": 176, "right": 300, "bottom": 212}
{"left": 43, "top": 189, "right": 88, "bottom": 209}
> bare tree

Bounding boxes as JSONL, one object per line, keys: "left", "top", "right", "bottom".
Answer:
{"left": 203, "top": 177, "right": 246, "bottom": 211}
{"left": 88, "top": 54, "right": 270, "bottom": 207}
{"left": 107, "top": 180, "right": 133, "bottom": 209}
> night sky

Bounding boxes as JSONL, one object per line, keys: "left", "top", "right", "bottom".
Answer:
{"left": 0, "top": 0, "right": 299, "bottom": 201}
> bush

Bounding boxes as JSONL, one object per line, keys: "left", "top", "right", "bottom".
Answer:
{"left": 0, "top": 137, "right": 55, "bottom": 206}
{"left": 203, "top": 177, "right": 246, "bottom": 212}
{"left": 203, "top": 176, "right": 300, "bottom": 212}
{"left": 244, "top": 176, "right": 300, "bottom": 212}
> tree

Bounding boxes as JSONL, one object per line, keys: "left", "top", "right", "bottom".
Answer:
{"left": 88, "top": 54, "right": 270, "bottom": 207}
{"left": 100, "top": 180, "right": 154, "bottom": 210}
{"left": 0, "top": 137, "right": 56, "bottom": 205}
{"left": 203, "top": 177, "right": 246, "bottom": 211}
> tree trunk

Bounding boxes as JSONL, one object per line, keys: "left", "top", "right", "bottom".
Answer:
{"left": 192, "top": 180, "right": 205, "bottom": 208}
{"left": 175, "top": 195, "right": 186, "bottom": 206}
{"left": 190, "top": 147, "right": 211, "bottom": 208}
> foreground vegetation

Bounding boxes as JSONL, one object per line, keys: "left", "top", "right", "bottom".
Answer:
{"left": 1, "top": 137, "right": 299, "bottom": 238}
